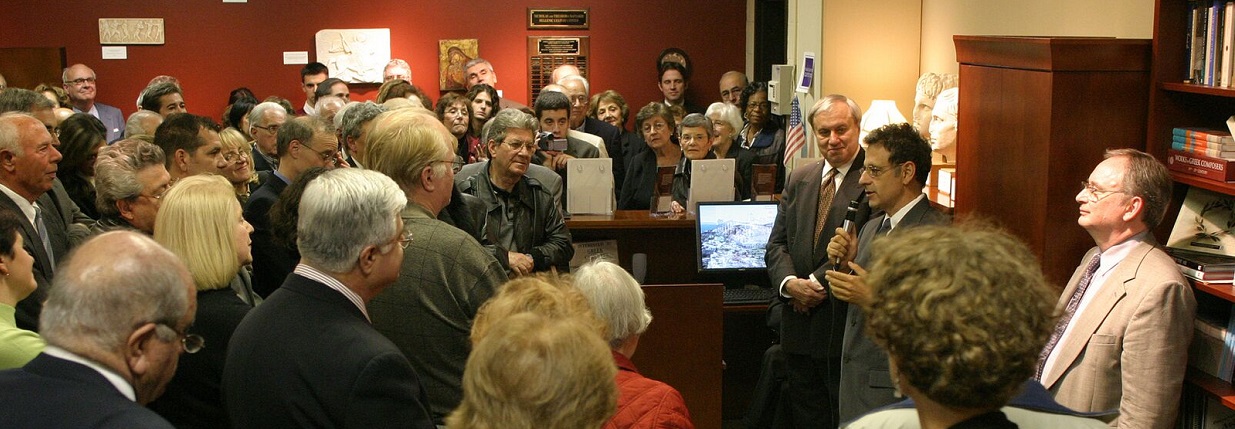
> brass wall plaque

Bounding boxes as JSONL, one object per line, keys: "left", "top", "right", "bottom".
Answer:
{"left": 528, "top": 8, "right": 589, "bottom": 29}
{"left": 527, "top": 36, "right": 589, "bottom": 104}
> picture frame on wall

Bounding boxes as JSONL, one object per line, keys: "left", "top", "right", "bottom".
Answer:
{"left": 439, "top": 39, "right": 478, "bottom": 91}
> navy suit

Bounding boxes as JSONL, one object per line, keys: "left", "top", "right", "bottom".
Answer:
{"left": 243, "top": 176, "right": 295, "bottom": 297}
{"left": 0, "top": 353, "right": 174, "bottom": 428}
{"left": 0, "top": 192, "right": 71, "bottom": 331}
{"left": 223, "top": 273, "right": 435, "bottom": 429}
{"left": 836, "top": 197, "right": 950, "bottom": 422}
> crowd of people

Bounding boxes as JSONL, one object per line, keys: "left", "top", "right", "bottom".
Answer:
{"left": 0, "top": 53, "right": 1194, "bottom": 429}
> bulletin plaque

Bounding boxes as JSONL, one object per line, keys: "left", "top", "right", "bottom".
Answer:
{"left": 528, "top": 8, "right": 589, "bottom": 29}
{"left": 527, "top": 36, "right": 589, "bottom": 103}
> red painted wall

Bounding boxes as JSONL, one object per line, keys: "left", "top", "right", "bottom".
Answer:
{"left": 0, "top": 0, "right": 747, "bottom": 127}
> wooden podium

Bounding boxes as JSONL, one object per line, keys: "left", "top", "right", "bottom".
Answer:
{"left": 953, "top": 36, "right": 1151, "bottom": 287}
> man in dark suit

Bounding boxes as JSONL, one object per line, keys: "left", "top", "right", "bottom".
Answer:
{"left": 823, "top": 122, "right": 951, "bottom": 422}
{"left": 0, "top": 114, "right": 71, "bottom": 331}
{"left": 559, "top": 74, "right": 625, "bottom": 188}
{"left": 63, "top": 64, "right": 125, "bottom": 142}
{"left": 246, "top": 101, "right": 288, "bottom": 173}
{"left": 245, "top": 116, "right": 339, "bottom": 297}
{"left": 765, "top": 95, "right": 870, "bottom": 429}
{"left": 224, "top": 168, "right": 434, "bottom": 429}
{"left": 0, "top": 231, "right": 196, "bottom": 428}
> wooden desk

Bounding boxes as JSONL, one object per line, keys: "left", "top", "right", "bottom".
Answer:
{"left": 638, "top": 283, "right": 724, "bottom": 429}
{"left": 568, "top": 211, "right": 698, "bottom": 284}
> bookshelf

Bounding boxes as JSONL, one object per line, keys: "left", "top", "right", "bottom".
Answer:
{"left": 1149, "top": 0, "right": 1235, "bottom": 414}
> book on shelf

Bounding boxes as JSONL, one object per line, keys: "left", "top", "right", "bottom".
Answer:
{"left": 1191, "top": 316, "right": 1235, "bottom": 382}
{"left": 1181, "top": 265, "right": 1235, "bottom": 282}
{"left": 1194, "top": 1, "right": 1209, "bottom": 82}
{"left": 1224, "top": 1, "right": 1235, "bottom": 87}
{"left": 1175, "top": 127, "right": 1235, "bottom": 144}
{"left": 1171, "top": 247, "right": 1235, "bottom": 271}
{"left": 1167, "top": 149, "right": 1235, "bottom": 181}
{"left": 1173, "top": 138, "right": 1235, "bottom": 158}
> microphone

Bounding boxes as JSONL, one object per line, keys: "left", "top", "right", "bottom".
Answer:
{"left": 834, "top": 197, "right": 863, "bottom": 270}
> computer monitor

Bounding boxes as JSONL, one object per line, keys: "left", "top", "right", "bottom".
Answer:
{"left": 695, "top": 201, "right": 779, "bottom": 274}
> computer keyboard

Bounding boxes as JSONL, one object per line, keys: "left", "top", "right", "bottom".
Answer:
{"left": 723, "top": 287, "right": 776, "bottom": 305}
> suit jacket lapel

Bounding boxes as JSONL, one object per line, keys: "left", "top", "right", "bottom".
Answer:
{"left": 0, "top": 195, "right": 52, "bottom": 273}
{"left": 1041, "top": 243, "right": 1147, "bottom": 388}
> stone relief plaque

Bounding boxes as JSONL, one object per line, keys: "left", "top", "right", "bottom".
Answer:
{"left": 99, "top": 19, "right": 165, "bottom": 45}
{"left": 315, "top": 29, "right": 391, "bottom": 84}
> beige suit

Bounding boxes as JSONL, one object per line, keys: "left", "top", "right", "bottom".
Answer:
{"left": 1042, "top": 241, "right": 1196, "bottom": 429}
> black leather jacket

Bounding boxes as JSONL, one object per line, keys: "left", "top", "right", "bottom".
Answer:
{"left": 457, "top": 162, "right": 574, "bottom": 272}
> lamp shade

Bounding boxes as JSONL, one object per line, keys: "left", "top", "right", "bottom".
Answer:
{"left": 859, "top": 100, "right": 909, "bottom": 143}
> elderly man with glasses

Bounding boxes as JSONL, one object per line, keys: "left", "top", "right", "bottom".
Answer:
{"left": 0, "top": 231, "right": 198, "bottom": 428}
{"left": 456, "top": 109, "right": 574, "bottom": 276}
{"left": 62, "top": 64, "right": 124, "bottom": 143}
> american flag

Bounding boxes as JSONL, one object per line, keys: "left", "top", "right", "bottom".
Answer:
{"left": 784, "top": 95, "right": 806, "bottom": 166}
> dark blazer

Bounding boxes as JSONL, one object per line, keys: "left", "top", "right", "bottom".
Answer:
{"left": 618, "top": 150, "right": 660, "bottom": 210}
{"left": 764, "top": 149, "right": 870, "bottom": 358}
{"left": 2, "top": 191, "right": 71, "bottom": 331}
{"left": 243, "top": 176, "right": 295, "bottom": 298}
{"left": 148, "top": 288, "right": 252, "bottom": 428}
{"left": 223, "top": 273, "right": 435, "bottom": 429}
{"left": 837, "top": 197, "right": 950, "bottom": 422}
{"left": 0, "top": 353, "right": 174, "bottom": 428}
{"left": 250, "top": 146, "right": 274, "bottom": 172}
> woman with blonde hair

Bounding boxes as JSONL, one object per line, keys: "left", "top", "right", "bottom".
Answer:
{"left": 218, "top": 127, "right": 258, "bottom": 203}
{"left": 148, "top": 175, "right": 257, "bottom": 428}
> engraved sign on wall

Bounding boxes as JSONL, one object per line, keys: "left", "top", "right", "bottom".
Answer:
{"left": 527, "top": 36, "right": 589, "bottom": 104}
{"left": 99, "top": 19, "right": 165, "bottom": 45}
{"left": 314, "top": 29, "right": 391, "bottom": 84}
{"left": 528, "top": 8, "right": 589, "bottom": 29}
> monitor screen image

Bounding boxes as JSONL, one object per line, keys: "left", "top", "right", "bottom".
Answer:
{"left": 695, "top": 201, "right": 779, "bottom": 272}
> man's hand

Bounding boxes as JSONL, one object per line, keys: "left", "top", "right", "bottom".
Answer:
{"left": 825, "top": 262, "right": 872, "bottom": 306}
{"left": 670, "top": 201, "right": 685, "bottom": 213}
{"left": 785, "top": 277, "right": 827, "bottom": 310}
{"left": 507, "top": 252, "right": 534, "bottom": 276}
{"left": 552, "top": 153, "right": 575, "bottom": 170}
{"left": 827, "top": 226, "right": 857, "bottom": 267}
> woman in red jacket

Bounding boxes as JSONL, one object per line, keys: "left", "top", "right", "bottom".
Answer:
{"left": 575, "top": 260, "right": 695, "bottom": 429}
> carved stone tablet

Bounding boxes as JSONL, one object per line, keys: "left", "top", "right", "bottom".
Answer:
{"left": 99, "top": 19, "right": 165, "bottom": 45}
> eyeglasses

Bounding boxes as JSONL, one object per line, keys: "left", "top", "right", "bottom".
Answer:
{"left": 301, "top": 144, "right": 337, "bottom": 162}
{"left": 860, "top": 162, "right": 904, "bottom": 178}
{"left": 747, "top": 101, "right": 771, "bottom": 111}
{"left": 222, "top": 150, "right": 249, "bottom": 162}
{"left": 65, "top": 77, "right": 96, "bottom": 86}
{"left": 45, "top": 125, "right": 60, "bottom": 138}
{"left": 137, "top": 186, "right": 168, "bottom": 202}
{"left": 502, "top": 139, "right": 538, "bottom": 153}
{"left": 568, "top": 95, "right": 588, "bottom": 105}
{"left": 252, "top": 124, "right": 280, "bottom": 134}
{"left": 435, "top": 158, "right": 464, "bottom": 173}
{"left": 156, "top": 323, "right": 205, "bottom": 354}
{"left": 642, "top": 122, "right": 669, "bottom": 134}
{"left": 1079, "top": 181, "right": 1125, "bottom": 203}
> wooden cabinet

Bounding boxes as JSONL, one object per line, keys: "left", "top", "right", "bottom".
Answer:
{"left": 953, "top": 36, "right": 1152, "bottom": 287}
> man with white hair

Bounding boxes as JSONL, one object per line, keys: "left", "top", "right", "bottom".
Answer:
{"left": 559, "top": 74, "right": 624, "bottom": 188}
{"left": 124, "top": 110, "right": 163, "bottom": 139}
{"left": 0, "top": 231, "right": 196, "bottom": 428}
{"left": 384, "top": 59, "right": 412, "bottom": 83}
{"left": 62, "top": 64, "right": 124, "bottom": 142}
{"left": 246, "top": 102, "right": 288, "bottom": 172}
{"left": 365, "top": 109, "right": 506, "bottom": 424}
{"left": 224, "top": 168, "right": 434, "bottom": 429}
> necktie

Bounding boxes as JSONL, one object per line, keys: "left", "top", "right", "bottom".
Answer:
{"left": 877, "top": 217, "right": 892, "bottom": 236}
{"left": 813, "top": 169, "right": 839, "bottom": 247}
{"left": 34, "top": 205, "right": 54, "bottom": 274}
{"left": 1034, "top": 253, "right": 1101, "bottom": 380}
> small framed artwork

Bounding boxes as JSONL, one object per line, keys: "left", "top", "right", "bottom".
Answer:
{"left": 439, "top": 39, "right": 479, "bottom": 91}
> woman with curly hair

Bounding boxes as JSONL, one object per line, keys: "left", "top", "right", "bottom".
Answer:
{"left": 844, "top": 224, "right": 1109, "bottom": 428}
